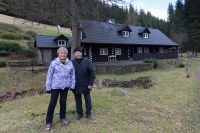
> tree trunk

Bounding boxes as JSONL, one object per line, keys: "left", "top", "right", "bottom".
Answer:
{"left": 70, "top": 0, "right": 80, "bottom": 60}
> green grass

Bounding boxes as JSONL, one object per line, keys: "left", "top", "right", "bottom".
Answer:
{"left": 0, "top": 60, "right": 200, "bottom": 132}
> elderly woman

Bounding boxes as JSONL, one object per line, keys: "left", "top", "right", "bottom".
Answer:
{"left": 45, "top": 47, "right": 75, "bottom": 131}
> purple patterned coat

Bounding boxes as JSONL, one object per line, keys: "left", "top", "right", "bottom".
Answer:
{"left": 46, "top": 57, "right": 75, "bottom": 91}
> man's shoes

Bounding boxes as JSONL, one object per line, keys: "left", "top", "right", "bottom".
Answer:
{"left": 87, "top": 114, "right": 92, "bottom": 120}
{"left": 45, "top": 123, "right": 51, "bottom": 132}
{"left": 76, "top": 114, "right": 83, "bottom": 120}
{"left": 60, "top": 118, "right": 68, "bottom": 125}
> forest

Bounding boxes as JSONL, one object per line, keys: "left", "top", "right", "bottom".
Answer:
{"left": 0, "top": 0, "right": 199, "bottom": 52}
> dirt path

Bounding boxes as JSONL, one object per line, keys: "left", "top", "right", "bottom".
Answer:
{"left": 188, "top": 60, "right": 200, "bottom": 130}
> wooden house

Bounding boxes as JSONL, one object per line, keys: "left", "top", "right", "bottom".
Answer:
{"left": 34, "top": 20, "right": 179, "bottom": 65}
{"left": 79, "top": 20, "right": 179, "bottom": 62}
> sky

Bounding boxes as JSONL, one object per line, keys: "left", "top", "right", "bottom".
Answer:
{"left": 125, "top": 0, "right": 177, "bottom": 20}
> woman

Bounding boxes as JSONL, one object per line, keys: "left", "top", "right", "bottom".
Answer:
{"left": 45, "top": 47, "right": 75, "bottom": 131}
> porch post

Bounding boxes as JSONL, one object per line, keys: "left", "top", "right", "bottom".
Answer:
{"left": 89, "top": 46, "right": 92, "bottom": 62}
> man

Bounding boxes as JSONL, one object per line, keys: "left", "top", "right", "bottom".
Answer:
{"left": 72, "top": 46, "right": 95, "bottom": 120}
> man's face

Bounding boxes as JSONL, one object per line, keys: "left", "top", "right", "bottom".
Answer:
{"left": 74, "top": 51, "right": 82, "bottom": 59}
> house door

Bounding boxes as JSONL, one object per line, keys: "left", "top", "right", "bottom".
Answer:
{"left": 51, "top": 49, "right": 57, "bottom": 61}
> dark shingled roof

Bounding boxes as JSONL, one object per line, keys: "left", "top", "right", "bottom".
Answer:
{"left": 34, "top": 35, "right": 71, "bottom": 48}
{"left": 80, "top": 20, "right": 179, "bottom": 46}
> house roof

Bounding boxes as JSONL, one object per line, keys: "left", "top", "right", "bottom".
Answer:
{"left": 34, "top": 35, "right": 71, "bottom": 48}
{"left": 80, "top": 20, "right": 179, "bottom": 46}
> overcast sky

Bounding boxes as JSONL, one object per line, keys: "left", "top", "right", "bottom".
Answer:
{"left": 121, "top": 0, "right": 177, "bottom": 20}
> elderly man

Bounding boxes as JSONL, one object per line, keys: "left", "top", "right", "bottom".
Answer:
{"left": 72, "top": 46, "right": 95, "bottom": 120}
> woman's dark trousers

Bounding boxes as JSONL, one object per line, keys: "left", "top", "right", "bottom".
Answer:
{"left": 46, "top": 89, "right": 68, "bottom": 124}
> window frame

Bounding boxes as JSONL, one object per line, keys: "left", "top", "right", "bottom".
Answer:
{"left": 115, "top": 48, "right": 121, "bottom": 55}
{"left": 159, "top": 47, "right": 164, "bottom": 53}
{"left": 137, "top": 47, "right": 143, "bottom": 53}
{"left": 100, "top": 48, "right": 108, "bottom": 55}
{"left": 143, "top": 33, "right": 148, "bottom": 38}
{"left": 144, "top": 47, "right": 149, "bottom": 53}
{"left": 122, "top": 31, "right": 129, "bottom": 37}
{"left": 58, "top": 40, "right": 66, "bottom": 46}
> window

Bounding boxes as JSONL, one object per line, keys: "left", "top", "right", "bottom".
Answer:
{"left": 84, "top": 48, "right": 86, "bottom": 55}
{"left": 100, "top": 48, "right": 108, "bottom": 55}
{"left": 115, "top": 48, "right": 121, "bottom": 55}
{"left": 123, "top": 31, "right": 129, "bottom": 37}
{"left": 159, "top": 47, "right": 164, "bottom": 53}
{"left": 137, "top": 47, "right": 142, "bottom": 53}
{"left": 58, "top": 40, "right": 66, "bottom": 46}
{"left": 80, "top": 31, "right": 82, "bottom": 39}
{"left": 144, "top": 47, "right": 149, "bottom": 53}
{"left": 143, "top": 33, "right": 148, "bottom": 38}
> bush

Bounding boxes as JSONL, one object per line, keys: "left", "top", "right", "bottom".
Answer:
{"left": 0, "top": 41, "right": 21, "bottom": 52}
{"left": 22, "top": 35, "right": 32, "bottom": 40}
{"left": 143, "top": 58, "right": 158, "bottom": 69}
{"left": 0, "top": 32, "right": 22, "bottom": 40}
{"left": 26, "top": 30, "right": 37, "bottom": 37}
{"left": 0, "top": 50, "right": 10, "bottom": 56}
{"left": 0, "top": 61, "right": 6, "bottom": 67}
{"left": 18, "top": 47, "right": 35, "bottom": 57}
{"left": 179, "top": 63, "right": 185, "bottom": 68}
{"left": 0, "top": 41, "right": 35, "bottom": 57}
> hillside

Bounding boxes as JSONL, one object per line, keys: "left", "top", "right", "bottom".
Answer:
{"left": 0, "top": 14, "right": 71, "bottom": 35}
{"left": 0, "top": 14, "right": 71, "bottom": 61}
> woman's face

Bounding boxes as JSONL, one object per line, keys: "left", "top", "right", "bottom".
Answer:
{"left": 58, "top": 50, "right": 67, "bottom": 60}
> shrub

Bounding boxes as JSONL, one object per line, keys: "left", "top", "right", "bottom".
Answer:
{"left": 0, "top": 41, "right": 35, "bottom": 57}
{"left": 18, "top": 47, "right": 35, "bottom": 57}
{"left": 0, "top": 50, "right": 10, "bottom": 56}
{"left": 143, "top": 58, "right": 158, "bottom": 69}
{"left": 179, "top": 63, "right": 185, "bottom": 68}
{"left": 0, "top": 61, "right": 6, "bottom": 67}
{"left": 0, "top": 32, "right": 22, "bottom": 40}
{"left": 0, "top": 41, "right": 21, "bottom": 52}
{"left": 22, "top": 35, "right": 32, "bottom": 40}
{"left": 26, "top": 30, "right": 37, "bottom": 37}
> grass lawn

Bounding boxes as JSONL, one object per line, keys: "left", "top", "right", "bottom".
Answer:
{"left": 0, "top": 60, "right": 200, "bottom": 133}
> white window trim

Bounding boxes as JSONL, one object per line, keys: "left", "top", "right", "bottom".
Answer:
{"left": 137, "top": 47, "right": 143, "bottom": 53}
{"left": 143, "top": 33, "right": 148, "bottom": 38}
{"left": 58, "top": 40, "right": 66, "bottom": 46}
{"left": 123, "top": 31, "right": 129, "bottom": 37}
{"left": 115, "top": 48, "right": 121, "bottom": 55}
{"left": 100, "top": 48, "right": 108, "bottom": 55}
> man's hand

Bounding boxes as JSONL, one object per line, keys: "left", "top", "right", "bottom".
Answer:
{"left": 88, "top": 85, "right": 93, "bottom": 90}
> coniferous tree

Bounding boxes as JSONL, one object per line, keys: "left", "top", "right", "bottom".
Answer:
{"left": 173, "top": 0, "right": 188, "bottom": 49}
{"left": 167, "top": 2, "right": 175, "bottom": 41}
{"left": 184, "top": 0, "right": 200, "bottom": 51}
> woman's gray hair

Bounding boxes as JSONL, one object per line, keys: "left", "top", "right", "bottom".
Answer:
{"left": 57, "top": 47, "right": 68, "bottom": 55}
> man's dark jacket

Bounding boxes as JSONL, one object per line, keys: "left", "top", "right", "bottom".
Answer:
{"left": 72, "top": 58, "right": 95, "bottom": 94}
